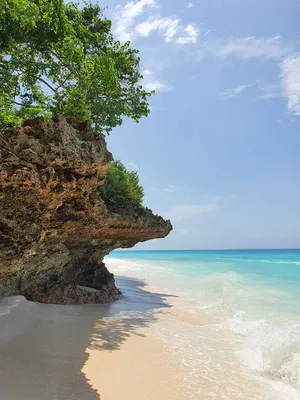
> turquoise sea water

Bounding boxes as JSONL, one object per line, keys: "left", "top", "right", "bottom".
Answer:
{"left": 106, "top": 249, "right": 300, "bottom": 400}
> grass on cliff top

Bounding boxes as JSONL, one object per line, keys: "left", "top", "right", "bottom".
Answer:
{"left": 98, "top": 161, "right": 144, "bottom": 212}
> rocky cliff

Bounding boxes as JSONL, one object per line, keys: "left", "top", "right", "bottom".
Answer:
{"left": 0, "top": 117, "right": 172, "bottom": 304}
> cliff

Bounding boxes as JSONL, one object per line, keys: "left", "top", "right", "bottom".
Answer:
{"left": 0, "top": 117, "right": 172, "bottom": 304}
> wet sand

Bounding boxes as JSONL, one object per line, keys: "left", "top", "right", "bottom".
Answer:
{"left": 0, "top": 276, "right": 183, "bottom": 400}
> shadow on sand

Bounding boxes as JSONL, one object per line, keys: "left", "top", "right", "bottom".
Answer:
{"left": 88, "top": 275, "right": 175, "bottom": 352}
{"left": 0, "top": 276, "right": 175, "bottom": 400}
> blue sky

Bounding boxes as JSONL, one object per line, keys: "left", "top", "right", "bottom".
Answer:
{"left": 102, "top": 0, "right": 300, "bottom": 249}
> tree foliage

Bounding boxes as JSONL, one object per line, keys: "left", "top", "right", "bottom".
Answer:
{"left": 98, "top": 161, "right": 144, "bottom": 209}
{"left": 0, "top": 0, "right": 153, "bottom": 133}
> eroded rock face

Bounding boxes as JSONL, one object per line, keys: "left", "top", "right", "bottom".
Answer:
{"left": 0, "top": 117, "right": 172, "bottom": 304}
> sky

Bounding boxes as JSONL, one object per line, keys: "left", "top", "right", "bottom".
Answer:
{"left": 101, "top": 0, "right": 300, "bottom": 250}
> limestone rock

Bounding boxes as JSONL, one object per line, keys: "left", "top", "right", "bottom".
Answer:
{"left": 0, "top": 117, "right": 172, "bottom": 304}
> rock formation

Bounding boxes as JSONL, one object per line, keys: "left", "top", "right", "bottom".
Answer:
{"left": 0, "top": 117, "right": 172, "bottom": 304}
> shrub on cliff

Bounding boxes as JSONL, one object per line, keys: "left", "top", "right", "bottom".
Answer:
{"left": 98, "top": 161, "right": 144, "bottom": 209}
{"left": 0, "top": 0, "right": 153, "bottom": 133}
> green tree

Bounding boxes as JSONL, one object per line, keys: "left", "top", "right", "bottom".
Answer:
{"left": 0, "top": 0, "right": 153, "bottom": 133}
{"left": 98, "top": 161, "right": 144, "bottom": 209}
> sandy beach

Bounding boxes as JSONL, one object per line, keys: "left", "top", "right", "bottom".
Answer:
{"left": 83, "top": 322, "right": 183, "bottom": 400}
{"left": 0, "top": 275, "right": 185, "bottom": 400}
{"left": 2, "top": 252, "right": 299, "bottom": 400}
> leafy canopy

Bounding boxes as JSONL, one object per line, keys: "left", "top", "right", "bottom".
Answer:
{"left": 98, "top": 161, "right": 144, "bottom": 209}
{"left": 0, "top": 0, "right": 153, "bottom": 133}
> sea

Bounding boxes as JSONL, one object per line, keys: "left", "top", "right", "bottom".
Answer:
{"left": 106, "top": 249, "right": 300, "bottom": 400}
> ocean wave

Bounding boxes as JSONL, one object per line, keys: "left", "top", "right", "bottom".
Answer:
{"left": 228, "top": 311, "right": 300, "bottom": 397}
{"left": 0, "top": 296, "right": 23, "bottom": 316}
{"left": 105, "top": 257, "right": 169, "bottom": 278}
{"left": 240, "top": 259, "right": 300, "bottom": 266}
{"left": 210, "top": 256, "right": 300, "bottom": 266}
{"left": 106, "top": 253, "right": 300, "bottom": 399}
{"left": 105, "top": 257, "right": 145, "bottom": 272}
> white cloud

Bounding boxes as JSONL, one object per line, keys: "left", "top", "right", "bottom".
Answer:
{"left": 198, "top": 36, "right": 292, "bottom": 61}
{"left": 163, "top": 203, "right": 219, "bottom": 221}
{"left": 176, "top": 24, "right": 199, "bottom": 45}
{"left": 144, "top": 81, "right": 173, "bottom": 91}
{"left": 186, "top": 2, "right": 194, "bottom": 8}
{"left": 127, "top": 162, "right": 139, "bottom": 170}
{"left": 219, "top": 84, "right": 253, "bottom": 99}
{"left": 114, "top": 0, "right": 157, "bottom": 41}
{"left": 281, "top": 55, "right": 300, "bottom": 115}
{"left": 136, "top": 16, "right": 180, "bottom": 42}
{"left": 164, "top": 184, "right": 178, "bottom": 193}
{"left": 142, "top": 69, "right": 153, "bottom": 76}
{"left": 114, "top": 0, "right": 199, "bottom": 44}
{"left": 257, "top": 83, "right": 283, "bottom": 100}
{"left": 142, "top": 69, "right": 173, "bottom": 92}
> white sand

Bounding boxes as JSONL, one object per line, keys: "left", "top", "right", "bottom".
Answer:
{"left": 83, "top": 323, "right": 184, "bottom": 400}
{"left": 82, "top": 279, "right": 211, "bottom": 400}
{"left": 0, "top": 275, "right": 198, "bottom": 400}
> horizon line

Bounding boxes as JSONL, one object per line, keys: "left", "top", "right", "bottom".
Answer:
{"left": 112, "top": 248, "right": 300, "bottom": 252}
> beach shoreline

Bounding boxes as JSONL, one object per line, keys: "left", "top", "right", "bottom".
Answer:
{"left": 82, "top": 315, "right": 184, "bottom": 400}
{"left": 0, "top": 270, "right": 186, "bottom": 400}
{"left": 2, "top": 252, "right": 300, "bottom": 400}
{"left": 82, "top": 271, "right": 191, "bottom": 400}
{"left": 82, "top": 260, "right": 211, "bottom": 400}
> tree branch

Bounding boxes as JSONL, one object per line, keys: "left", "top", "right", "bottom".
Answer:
{"left": 49, "top": 51, "right": 79, "bottom": 77}
{"left": 12, "top": 101, "right": 39, "bottom": 107}
{"left": 56, "top": 72, "right": 72, "bottom": 89}
{"left": 37, "top": 77, "right": 58, "bottom": 94}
